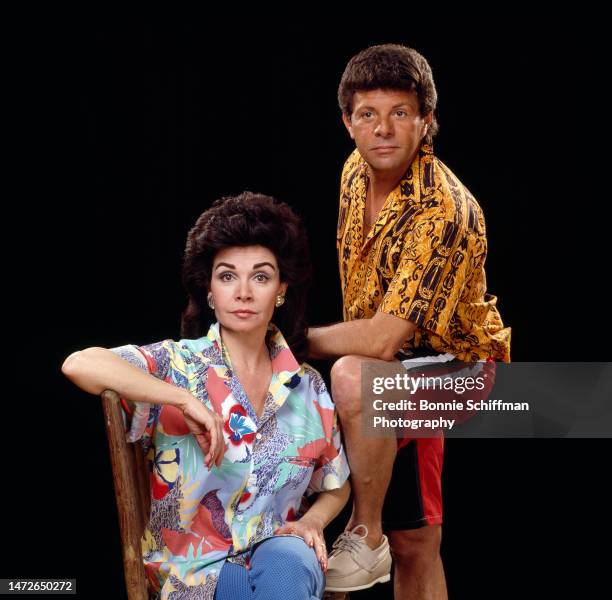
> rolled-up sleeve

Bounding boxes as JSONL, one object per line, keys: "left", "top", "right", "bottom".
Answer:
{"left": 109, "top": 339, "right": 177, "bottom": 446}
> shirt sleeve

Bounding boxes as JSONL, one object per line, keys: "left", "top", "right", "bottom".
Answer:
{"left": 108, "top": 339, "right": 179, "bottom": 447}
{"left": 378, "top": 218, "right": 474, "bottom": 337}
{"left": 306, "top": 370, "right": 351, "bottom": 496}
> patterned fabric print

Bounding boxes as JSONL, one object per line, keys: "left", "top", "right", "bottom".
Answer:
{"left": 112, "top": 322, "right": 349, "bottom": 600}
{"left": 337, "top": 143, "right": 511, "bottom": 362}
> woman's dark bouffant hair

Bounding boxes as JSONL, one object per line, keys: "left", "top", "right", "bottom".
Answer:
{"left": 338, "top": 43, "right": 439, "bottom": 145}
{"left": 180, "top": 191, "right": 313, "bottom": 363}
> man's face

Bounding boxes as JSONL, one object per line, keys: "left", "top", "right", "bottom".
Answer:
{"left": 342, "top": 89, "right": 432, "bottom": 174}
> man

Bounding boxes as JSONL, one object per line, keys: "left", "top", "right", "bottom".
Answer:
{"left": 307, "top": 44, "right": 511, "bottom": 599}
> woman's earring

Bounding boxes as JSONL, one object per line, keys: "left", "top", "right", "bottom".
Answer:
{"left": 275, "top": 295, "right": 285, "bottom": 307}
{"left": 207, "top": 294, "right": 215, "bottom": 310}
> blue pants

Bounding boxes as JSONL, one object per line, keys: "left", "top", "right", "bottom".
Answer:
{"left": 214, "top": 535, "right": 325, "bottom": 600}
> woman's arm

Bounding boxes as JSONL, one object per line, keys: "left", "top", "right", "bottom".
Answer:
{"left": 275, "top": 479, "right": 351, "bottom": 572}
{"left": 61, "top": 347, "right": 226, "bottom": 467}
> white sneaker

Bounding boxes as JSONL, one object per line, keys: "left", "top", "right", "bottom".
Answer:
{"left": 325, "top": 525, "right": 392, "bottom": 592}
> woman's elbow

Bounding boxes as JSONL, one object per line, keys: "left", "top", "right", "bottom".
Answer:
{"left": 61, "top": 351, "right": 81, "bottom": 377}
{"left": 61, "top": 347, "right": 106, "bottom": 381}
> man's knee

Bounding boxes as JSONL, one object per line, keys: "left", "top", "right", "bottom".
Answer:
{"left": 330, "top": 355, "right": 365, "bottom": 416}
{"left": 388, "top": 525, "right": 442, "bottom": 567}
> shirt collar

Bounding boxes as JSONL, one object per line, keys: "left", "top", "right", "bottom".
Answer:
{"left": 356, "top": 142, "right": 436, "bottom": 248}
{"left": 205, "top": 321, "right": 303, "bottom": 388}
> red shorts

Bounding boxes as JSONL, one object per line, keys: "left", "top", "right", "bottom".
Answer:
{"left": 381, "top": 350, "right": 455, "bottom": 530}
{"left": 381, "top": 351, "right": 494, "bottom": 530}
{"left": 382, "top": 436, "right": 444, "bottom": 530}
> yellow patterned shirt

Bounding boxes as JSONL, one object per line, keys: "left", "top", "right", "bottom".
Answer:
{"left": 337, "top": 144, "right": 511, "bottom": 362}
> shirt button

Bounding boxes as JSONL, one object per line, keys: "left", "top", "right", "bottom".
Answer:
{"left": 255, "top": 433, "right": 262, "bottom": 440}
{"left": 237, "top": 515, "right": 244, "bottom": 522}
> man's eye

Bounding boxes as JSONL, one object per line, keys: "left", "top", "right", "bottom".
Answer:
{"left": 395, "top": 110, "right": 407, "bottom": 117}
{"left": 362, "top": 111, "right": 373, "bottom": 118}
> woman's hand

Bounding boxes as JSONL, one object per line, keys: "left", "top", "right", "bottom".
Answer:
{"left": 181, "top": 395, "right": 226, "bottom": 469}
{"left": 275, "top": 515, "right": 327, "bottom": 572}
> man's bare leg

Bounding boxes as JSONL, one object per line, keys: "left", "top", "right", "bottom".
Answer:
{"left": 331, "top": 356, "right": 448, "bottom": 599}
{"left": 330, "top": 354, "right": 397, "bottom": 549}
{"left": 389, "top": 527, "right": 447, "bottom": 600}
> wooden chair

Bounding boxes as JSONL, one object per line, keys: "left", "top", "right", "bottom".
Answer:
{"left": 101, "top": 390, "right": 151, "bottom": 600}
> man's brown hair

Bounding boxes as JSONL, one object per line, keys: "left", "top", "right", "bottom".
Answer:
{"left": 338, "top": 43, "right": 439, "bottom": 144}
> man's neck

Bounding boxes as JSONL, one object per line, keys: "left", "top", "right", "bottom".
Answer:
{"left": 367, "top": 162, "right": 410, "bottom": 207}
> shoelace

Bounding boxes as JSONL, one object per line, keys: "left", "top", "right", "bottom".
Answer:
{"left": 330, "top": 525, "right": 370, "bottom": 557}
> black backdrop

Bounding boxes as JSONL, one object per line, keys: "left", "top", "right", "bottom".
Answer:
{"left": 11, "top": 21, "right": 610, "bottom": 599}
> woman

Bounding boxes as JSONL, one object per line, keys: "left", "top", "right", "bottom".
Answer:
{"left": 62, "top": 192, "right": 351, "bottom": 600}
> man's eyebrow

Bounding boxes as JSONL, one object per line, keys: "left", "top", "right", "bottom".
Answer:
{"left": 253, "top": 262, "right": 276, "bottom": 270}
{"left": 357, "top": 103, "right": 413, "bottom": 110}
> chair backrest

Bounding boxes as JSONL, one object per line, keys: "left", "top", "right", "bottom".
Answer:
{"left": 101, "top": 390, "right": 151, "bottom": 600}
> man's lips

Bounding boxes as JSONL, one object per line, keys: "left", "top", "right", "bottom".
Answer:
{"left": 372, "top": 146, "right": 399, "bottom": 152}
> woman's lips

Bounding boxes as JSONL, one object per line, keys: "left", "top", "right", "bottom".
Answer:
{"left": 232, "top": 310, "right": 256, "bottom": 317}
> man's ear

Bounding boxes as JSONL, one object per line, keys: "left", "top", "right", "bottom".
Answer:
{"left": 342, "top": 112, "right": 355, "bottom": 140}
{"left": 421, "top": 112, "right": 434, "bottom": 139}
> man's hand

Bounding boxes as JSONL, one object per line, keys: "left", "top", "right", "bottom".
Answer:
{"left": 275, "top": 515, "right": 327, "bottom": 572}
{"left": 182, "top": 396, "right": 226, "bottom": 469}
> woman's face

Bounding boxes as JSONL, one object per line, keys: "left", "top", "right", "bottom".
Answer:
{"left": 209, "top": 245, "right": 287, "bottom": 334}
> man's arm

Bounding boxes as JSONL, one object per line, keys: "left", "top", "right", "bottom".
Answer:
{"left": 307, "top": 311, "right": 416, "bottom": 361}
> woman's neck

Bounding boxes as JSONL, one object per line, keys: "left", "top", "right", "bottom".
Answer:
{"left": 219, "top": 323, "right": 271, "bottom": 374}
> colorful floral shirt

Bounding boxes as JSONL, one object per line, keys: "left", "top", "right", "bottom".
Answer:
{"left": 111, "top": 322, "right": 349, "bottom": 600}
{"left": 337, "top": 143, "right": 511, "bottom": 362}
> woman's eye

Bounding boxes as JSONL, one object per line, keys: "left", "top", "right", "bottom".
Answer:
{"left": 219, "top": 272, "right": 234, "bottom": 281}
{"left": 395, "top": 110, "right": 407, "bottom": 117}
{"left": 254, "top": 273, "right": 269, "bottom": 282}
